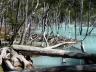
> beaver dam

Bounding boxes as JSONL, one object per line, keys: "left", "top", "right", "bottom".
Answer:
{"left": 0, "top": 34, "right": 77, "bottom": 71}
{"left": 0, "top": 33, "right": 96, "bottom": 72}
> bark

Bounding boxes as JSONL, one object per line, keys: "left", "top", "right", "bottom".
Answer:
{"left": 2, "top": 58, "right": 16, "bottom": 71}
{"left": 11, "top": 64, "right": 96, "bottom": 72}
{"left": 85, "top": 0, "right": 91, "bottom": 36}
{"left": 45, "top": 42, "right": 76, "bottom": 49}
{"left": 68, "top": 10, "right": 71, "bottom": 32}
{"left": 10, "top": 49, "right": 22, "bottom": 69}
{"left": 0, "top": 47, "right": 9, "bottom": 65}
{"left": 80, "top": 0, "right": 84, "bottom": 35}
{"left": 74, "top": 11, "right": 77, "bottom": 39}
{"left": 81, "top": 41, "right": 91, "bottom": 64}
{"left": 41, "top": 3, "right": 52, "bottom": 47}
{"left": 19, "top": 0, "right": 28, "bottom": 45}
{"left": 11, "top": 45, "right": 96, "bottom": 60}
{"left": 44, "top": 32, "right": 49, "bottom": 47}
{"left": 0, "top": 15, "right": 3, "bottom": 33}
{"left": 83, "top": 22, "right": 96, "bottom": 40}
{"left": 81, "top": 41, "right": 86, "bottom": 52}
{"left": 10, "top": 49, "right": 36, "bottom": 69}
{"left": 34, "top": 0, "right": 39, "bottom": 11}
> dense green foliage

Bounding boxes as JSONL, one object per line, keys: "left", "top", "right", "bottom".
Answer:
{"left": 0, "top": 0, "right": 96, "bottom": 25}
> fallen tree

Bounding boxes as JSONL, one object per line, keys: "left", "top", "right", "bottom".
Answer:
{"left": 11, "top": 45, "right": 96, "bottom": 60}
{"left": 7, "top": 64, "right": 96, "bottom": 72}
{"left": 0, "top": 47, "right": 36, "bottom": 71}
{"left": 10, "top": 49, "right": 36, "bottom": 69}
{"left": 1, "top": 44, "right": 96, "bottom": 71}
{"left": 0, "top": 47, "right": 10, "bottom": 64}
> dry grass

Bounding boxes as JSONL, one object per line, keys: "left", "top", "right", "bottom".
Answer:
{"left": 0, "top": 27, "right": 5, "bottom": 39}
{"left": 0, "top": 33, "right": 4, "bottom": 39}
{"left": 0, "top": 66, "right": 3, "bottom": 72}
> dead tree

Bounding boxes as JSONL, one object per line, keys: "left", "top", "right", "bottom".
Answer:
{"left": 80, "top": 0, "right": 84, "bottom": 35}
{"left": 11, "top": 45, "right": 96, "bottom": 62}
{"left": 19, "top": 0, "right": 28, "bottom": 45}
{"left": 12, "top": 64, "right": 96, "bottom": 72}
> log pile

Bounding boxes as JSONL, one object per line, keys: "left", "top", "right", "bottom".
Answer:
{"left": 0, "top": 42, "right": 96, "bottom": 72}
{"left": 0, "top": 47, "right": 36, "bottom": 72}
{"left": 25, "top": 33, "right": 79, "bottom": 47}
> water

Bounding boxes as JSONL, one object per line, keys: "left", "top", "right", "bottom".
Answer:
{"left": 36, "top": 24, "right": 96, "bottom": 53}
{"left": 32, "top": 56, "right": 62, "bottom": 68}
{"left": 33, "top": 23, "right": 96, "bottom": 67}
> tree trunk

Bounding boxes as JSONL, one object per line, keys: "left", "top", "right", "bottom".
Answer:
{"left": 85, "top": 0, "right": 91, "bottom": 36}
{"left": 2, "top": 58, "right": 16, "bottom": 71}
{"left": 0, "top": 47, "right": 9, "bottom": 65}
{"left": 11, "top": 45, "right": 96, "bottom": 60}
{"left": 14, "top": 64, "right": 96, "bottom": 72}
{"left": 19, "top": 0, "right": 28, "bottom": 45}
{"left": 10, "top": 49, "right": 36, "bottom": 69}
{"left": 74, "top": 11, "right": 77, "bottom": 39}
{"left": 80, "top": 0, "right": 84, "bottom": 35}
{"left": 81, "top": 41, "right": 90, "bottom": 64}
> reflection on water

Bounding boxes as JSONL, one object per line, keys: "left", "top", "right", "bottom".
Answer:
{"left": 33, "top": 24, "right": 96, "bottom": 67}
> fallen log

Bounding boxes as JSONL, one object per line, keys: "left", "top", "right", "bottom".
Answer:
{"left": 11, "top": 45, "right": 96, "bottom": 60}
{"left": 7, "top": 64, "right": 96, "bottom": 72}
{"left": 2, "top": 57, "right": 96, "bottom": 72}
{"left": 0, "top": 47, "right": 10, "bottom": 64}
{"left": 10, "top": 49, "right": 36, "bottom": 69}
{"left": 2, "top": 58, "right": 16, "bottom": 71}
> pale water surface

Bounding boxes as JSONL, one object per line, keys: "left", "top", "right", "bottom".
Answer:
{"left": 32, "top": 23, "right": 96, "bottom": 67}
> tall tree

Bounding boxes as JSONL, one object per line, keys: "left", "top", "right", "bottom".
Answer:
{"left": 19, "top": 0, "right": 28, "bottom": 45}
{"left": 80, "top": 0, "right": 84, "bottom": 35}
{"left": 85, "top": 0, "right": 91, "bottom": 36}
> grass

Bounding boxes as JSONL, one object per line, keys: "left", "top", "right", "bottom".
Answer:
{"left": 0, "top": 66, "right": 3, "bottom": 72}
{"left": 0, "top": 33, "right": 4, "bottom": 40}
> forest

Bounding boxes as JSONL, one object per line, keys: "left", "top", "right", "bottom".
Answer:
{"left": 0, "top": 0, "right": 96, "bottom": 44}
{"left": 0, "top": 0, "right": 96, "bottom": 72}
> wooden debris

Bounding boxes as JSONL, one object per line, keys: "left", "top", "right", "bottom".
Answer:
{"left": 0, "top": 42, "right": 96, "bottom": 72}
{"left": 10, "top": 49, "right": 36, "bottom": 69}
{"left": 0, "top": 47, "right": 9, "bottom": 64}
{"left": 11, "top": 45, "right": 96, "bottom": 60}
{"left": 0, "top": 47, "right": 36, "bottom": 71}
{"left": 45, "top": 42, "right": 76, "bottom": 49}
{"left": 2, "top": 58, "right": 16, "bottom": 71}
{"left": 9, "top": 64, "right": 96, "bottom": 72}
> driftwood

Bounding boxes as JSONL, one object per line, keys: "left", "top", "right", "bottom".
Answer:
{"left": 0, "top": 47, "right": 36, "bottom": 71}
{"left": 7, "top": 64, "right": 96, "bottom": 72}
{"left": 1, "top": 44, "right": 96, "bottom": 72}
{"left": 30, "top": 33, "right": 78, "bottom": 46}
{"left": 0, "top": 47, "right": 10, "bottom": 64}
{"left": 2, "top": 58, "right": 16, "bottom": 71}
{"left": 45, "top": 42, "right": 76, "bottom": 49}
{"left": 0, "top": 42, "right": 96, "bottom": 72}
{"left": 10, "top": 49, "right": 36, "bottom": 69}
{"left": 11, "top": 45, "right": 96, "bottom": 60}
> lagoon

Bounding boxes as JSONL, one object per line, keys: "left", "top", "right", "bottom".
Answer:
{"left": 32, "top": 23, "right": 96, "bottom": 67}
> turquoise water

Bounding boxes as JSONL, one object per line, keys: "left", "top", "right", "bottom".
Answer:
{"left": 32, "top": 23, "right": 96, "bottom": 67}
{"left": 32, "top": 56, "right": 62, "bottom": 68}
{"left": 36, "top": 24, "right": 96, "bottom": 53}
